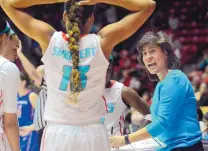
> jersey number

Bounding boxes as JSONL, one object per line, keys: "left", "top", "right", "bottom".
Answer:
{"left": 59, "top": 65, "right": 90, "bottom": 91}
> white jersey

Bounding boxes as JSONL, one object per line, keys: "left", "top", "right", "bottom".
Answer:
{"left": 0, "top": 56, "right": 20, "bottom": 151}
{"left": 42, "top": 32, "right": 109, "bottom": 125}
{"left": 104, "top": 81, "right": 128, "bottom": 136}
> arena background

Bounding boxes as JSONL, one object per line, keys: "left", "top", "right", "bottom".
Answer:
{"left": 1, "top": 0, "right": 208, "bottom": 150}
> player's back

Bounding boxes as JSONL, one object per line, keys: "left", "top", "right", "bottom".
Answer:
{"left": 42, "top": 32, "right": 109, "bottom": 125}
{"left": 103, "top": 81, "right": 128, "bottom": 136}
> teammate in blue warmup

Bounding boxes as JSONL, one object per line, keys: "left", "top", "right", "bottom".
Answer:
{"left": 17, "top": 72, "right": 39, "bottom": 151}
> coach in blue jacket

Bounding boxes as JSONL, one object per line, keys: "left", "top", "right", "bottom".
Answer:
{"left": 110, "top": 31, "right": 203, "bottom": 151}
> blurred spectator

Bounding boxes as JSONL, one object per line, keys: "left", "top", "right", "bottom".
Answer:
{"left": 190, "top": 74, "right": 202, "bottom": 92}
{"left": 129, "top": 77, "right": 141, "bottom": 92}
{"left": 202, "top": 112, "right": 208, "bottom": 140}
{"left": 196, "top": 83, "right": 208, "bottom": 106}
{"left": 119, "top": 70, "right": 131, "bottom": 86}
{"left": 169, "top": 33, "right": 183, "bottom": 59}
{"left": 142, "top": 92, "right": 152, "bottom": 105}
{"left": 105, "top": 6, "right": 117, "bottom": 23}
{"left": 197, "top": 108, "right": 207, "bottom": 138}
{"left": 199, "top": 51, "right": 208, "bottom": 71}
{"left": 168, "top": 13, "right": 179, "bottom": 31}
{"left": 202, "top": 65, "right": 208, "bottom": 83}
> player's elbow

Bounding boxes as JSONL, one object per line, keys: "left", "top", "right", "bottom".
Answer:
{"left": 139, "top": 1, "right": 156, "bottom": 17}
{"left": 3, "top": 113, "right": 19, "bottom": 130}
{"left": 146, "top": 1, "right": 156, "bottom": 12}
{"left": 0, "top": 0, "right": 17, "bottom": 11}
{"left": 4, "top": 120, "right": 18, "bottom": 130}
{"left": 2, "top": 0, "right": 21, "bottom": 8}
{"left": 1, "top": 0, "right": 12, "bottom": 6}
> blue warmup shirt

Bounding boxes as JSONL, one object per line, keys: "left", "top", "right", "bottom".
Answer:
{"left": 17, "top": 91, "right": 34, "bottom": 127}
{"left": 146, "top": 69, "right": 202, "bottom": 151}
{"left": 17, "top": 92, "right": 39, "bottom": 151}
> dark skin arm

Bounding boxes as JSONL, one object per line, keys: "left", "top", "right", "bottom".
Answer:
{"left": 122, "top": 86, "right": 151, "bottom": 128}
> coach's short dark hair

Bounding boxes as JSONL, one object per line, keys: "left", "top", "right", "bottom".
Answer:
{"left": 137, "top": 31, "right": 180, "bottom": 81}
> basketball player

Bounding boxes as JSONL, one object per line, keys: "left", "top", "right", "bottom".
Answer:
{"left": 0, "top": 16, "right": 20, "bottom": 151}
{"left": 1, "top": 0, "right": 155, "bottom": 150}
{"left": 17, "top": 48, "right": 46, "bottom": 149}
{"left": 17, "top": 72, "right": 39, "bottom": 151}
{"left": 104, "top": 56, "right": 151, "bottom": 136}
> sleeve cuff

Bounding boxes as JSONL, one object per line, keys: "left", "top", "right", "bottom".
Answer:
{"left": 146, "top": 119, "right": 165, "bottom": 138}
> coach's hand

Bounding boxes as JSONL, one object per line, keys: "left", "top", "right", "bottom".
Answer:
{"left": 110, "top": 136, "right": 126, "bottom": 149}
{"left": 77, "top": 0, "right": 99, "bottom": 6}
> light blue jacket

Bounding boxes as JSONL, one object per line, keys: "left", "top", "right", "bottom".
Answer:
{"left": 146, "top": 70, "right": 202, "bottom": 151}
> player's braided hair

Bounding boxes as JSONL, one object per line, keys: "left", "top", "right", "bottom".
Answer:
{"left": 64, "top": 0, "right": 94, "bottom": 103}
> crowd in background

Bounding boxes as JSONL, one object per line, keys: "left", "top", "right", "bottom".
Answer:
{"left": 0, "top": 0, "right": 208, "bottom": 146}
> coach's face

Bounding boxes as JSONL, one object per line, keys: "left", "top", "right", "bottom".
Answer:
{"left": 142, "top": 44, "right": 168, "bottom": 75}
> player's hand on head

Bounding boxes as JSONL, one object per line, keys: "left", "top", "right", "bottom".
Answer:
{"left": 77, "top": 0, "right": 98, "bottom": 6}
{"left": 110, "top": 136, "right": 126, "bottom": 149}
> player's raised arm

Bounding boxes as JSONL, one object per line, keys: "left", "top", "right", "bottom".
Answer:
{"left": 0, "top": 0, "right": 65, "bottom": 52}
{"left": 80, "top": 0, "right": 156, "bottom": 59}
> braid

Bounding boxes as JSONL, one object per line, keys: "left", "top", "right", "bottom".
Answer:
{"left": 65, "top": 0, "right": 83, "bottom": 103}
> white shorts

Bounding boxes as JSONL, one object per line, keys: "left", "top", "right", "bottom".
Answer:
{"left": 0, "top": 132, "right": 11, "bottom": 151}
{"left": 41, "top": 123, "right": 110, "bottom": 151}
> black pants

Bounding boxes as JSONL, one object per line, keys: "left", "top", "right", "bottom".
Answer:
{"left": 171, "top": 141, "right": 204, "bottom": 151}
{"left": 37, "top": 128, "right": 44, "bottom": 149}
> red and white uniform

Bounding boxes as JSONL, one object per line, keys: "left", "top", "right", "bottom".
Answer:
{"left": 104, "top": 81, "right": 128, "bottom": 136}
{"left": 41, "top": 32, "right": 110, "bottom": 151}
{"left": 0, "top": 56, "right": 20, "bottom": 151}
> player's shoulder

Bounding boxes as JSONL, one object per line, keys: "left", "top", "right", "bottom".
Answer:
{"left": 48, "top": 31, "right": 62, "bottom": 42}
{"left": 106, "top": 80, "right": 124, "bottom": 92}
{"left": 29, "top": 91, "right": 38, "bottom": 98}
{"left": 112, "top": 80, "right": 124, "bottom": 87}
{"left": 1, "top": 60, "right": 19, "bottom": 76}
{"left": 5, "top": 61, "right": 19, "bottom": 72}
